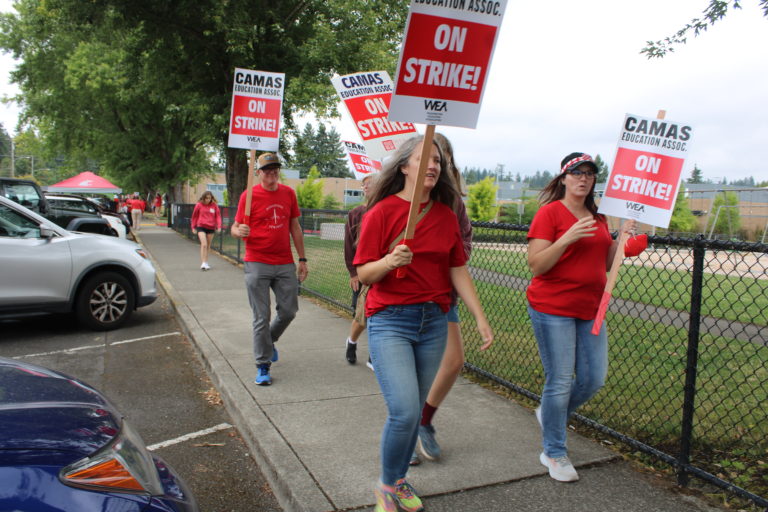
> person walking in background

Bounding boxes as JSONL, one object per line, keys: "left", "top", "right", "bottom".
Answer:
{"left": 409, "top": 132, "right": 474, "bottom": 466}
{"left": 527, "top": 152, "right": 642, "bottom": 482}
{"left": 230, "top": 152, "right": 308, "bottom": 386}
{"left": 191, "top": 191, "right": 222, "bottom": 271}
{"left": 354, "top": 136, "right": 493, "bottom": 512}
{"left": 343, "top": 172, "right": 377, "bottom": 367}
{"left": 153, "top": 193, "right": 163, "bottom": 217}
{"left": 130, "top": 193, "right": 146, "bottom": 232}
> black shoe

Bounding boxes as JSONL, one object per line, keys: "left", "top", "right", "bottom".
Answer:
{"left": 345, "top": 339, "right": 357, "bottom": 364}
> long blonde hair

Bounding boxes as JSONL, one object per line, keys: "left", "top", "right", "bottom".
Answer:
{"left": 366, "top": 136, "right": 460, "bottom": 211}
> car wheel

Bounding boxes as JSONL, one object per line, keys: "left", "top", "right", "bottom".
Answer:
{"left": 75, "top": 272, "right": 135, "bottom": 330}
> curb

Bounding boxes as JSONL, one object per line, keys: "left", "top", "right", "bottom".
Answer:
{"left": 138, "top": 229, "right": 333, "bottom": 512}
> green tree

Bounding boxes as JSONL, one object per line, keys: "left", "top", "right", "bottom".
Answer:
{"left": 0, "top": 2, "right": 215, "bottom": 199}
{"left": 291, "top": 123, "right": 349, "bottom": 178}
{"left": 687, "top": 164, "right": 705, "bottom": 184}
{"left": 707, "top": 191, "right": 741, "bottom": 237}
{"left": 295, "top": 166, "right": 324, "bottom": 209}
{"left": 321, "top": 193, "right": 341, "bottom": 210}
{"left": 1, "top": 0, "right": 408, "bottom": 204}
{"left": 667, "top": 188, "right": 698, "bottom": 233}
{"left": 594, "top": 154, "right": 609, "bottom": 183}
{"left": 467, "top": 177, "right": 499, "bottom": 222}
{"left": 497, "top": 196, "right": 539, "bottom": 225}
{"left": 730, "top": 176, "right": 756, "bottom": 186}
{"left": 642, "top": 0, "right": 768, "bottom": 58}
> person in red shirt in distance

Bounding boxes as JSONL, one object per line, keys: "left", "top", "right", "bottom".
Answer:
{"left": 191, "top": 191, "right": 222, "bottom": 271}
{"left": 153, "top": 193, "right": 163, "bottom": 217}
{"left": 354, "top": 136, "right": 493, "bottom": 512}
{"left": 129, "top": 193, "right": 146, "bottom": 232}
{"left": 527, "top": 152, "right": 640, "bottom": 483}
{"left": 230, "top": 152, "right": 308, "bottom": 387}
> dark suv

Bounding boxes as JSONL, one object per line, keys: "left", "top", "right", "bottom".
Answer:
{"left": 0, "top": 177, "right": 48, "bottom": 215}
{"left": 0, "top": 178, "right": 116, "bottom": 236}
{"left": 44, "top": 193, "right": 129, "bottom": 238}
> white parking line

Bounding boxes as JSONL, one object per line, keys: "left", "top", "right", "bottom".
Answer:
{"left": 147, "top": 423, "right": 234, "bottom": 451}
{"left": 15, "top": 331, "right": 182, "bottom": 359}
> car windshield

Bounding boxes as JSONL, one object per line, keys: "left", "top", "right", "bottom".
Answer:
{"left": 0, "top": 204, "right": 42, "bottom": 238}
{"left": 3, "top": 184, "right": 42, "bottom": 211}
{"left": 48, "top": 198, "right": 98, "bottom": 214}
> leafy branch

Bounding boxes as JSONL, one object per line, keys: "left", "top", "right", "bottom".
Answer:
{"left": 641, "top": 0, "right": 768, "bottom": 58}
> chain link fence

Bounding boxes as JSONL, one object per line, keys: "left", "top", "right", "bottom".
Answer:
{"left": 170, "top": 204, "right": 767, "bottom": 508}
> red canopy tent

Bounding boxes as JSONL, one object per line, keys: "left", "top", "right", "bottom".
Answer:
{"left": 46, "top": 172, "right": 122, "bottom": 194}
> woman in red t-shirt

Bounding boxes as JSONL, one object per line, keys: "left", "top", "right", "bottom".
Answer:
{"left": 191, "top": 191, "right": 222, "bottom": 271}
{"left": 354, "top": 135, "right": 493, "bottom": 512}
{"left": 527, "top": 152, "right": 638, "bottom": 483}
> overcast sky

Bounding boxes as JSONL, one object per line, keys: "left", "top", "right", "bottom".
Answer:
{"left": 2, "top": 0, "right": 767, "bottom": 182}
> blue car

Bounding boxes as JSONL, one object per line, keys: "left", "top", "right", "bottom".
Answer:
{"left": 0, "top": 357, "right": 198, "bottom": 511}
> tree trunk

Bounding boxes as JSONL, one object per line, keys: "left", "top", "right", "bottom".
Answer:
{"left": 226, "top": 147, "right": 249, "bottom": 208}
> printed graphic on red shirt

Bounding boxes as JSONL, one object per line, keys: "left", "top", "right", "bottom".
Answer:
{"left": 264, "top": 204, "right": 289, "bottom": 230}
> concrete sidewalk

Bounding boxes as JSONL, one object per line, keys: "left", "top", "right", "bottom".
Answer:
{"left": 136, "top": 223, "right": 718, "bottom": 512}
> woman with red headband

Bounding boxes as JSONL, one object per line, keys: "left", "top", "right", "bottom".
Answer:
{"left": 527, "top": 152, "right": 644, "bottom": 483}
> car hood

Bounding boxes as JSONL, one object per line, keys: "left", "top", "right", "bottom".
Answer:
{"left": 0, "top": 358, "right": 121, "bottom": 459}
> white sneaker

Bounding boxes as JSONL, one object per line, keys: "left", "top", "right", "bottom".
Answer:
{"left": 200, "top": 263, "right": 207, "bottom": 271}
{"left": 539, "top": 452, "right": 579, "bottom": 482}
{"left": 202, "top": 262, "right": 211, "bottom": 270}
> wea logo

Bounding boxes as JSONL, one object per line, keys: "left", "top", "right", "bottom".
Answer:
{"left": 424, "top": 100, "right": 447, "bottom": 112}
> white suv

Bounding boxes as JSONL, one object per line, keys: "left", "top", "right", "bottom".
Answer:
{"left": 0, "top": 195, "right": 157, "bottom": 330}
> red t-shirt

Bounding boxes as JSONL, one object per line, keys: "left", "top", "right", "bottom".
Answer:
{"left": 526, "top": 201, "right": 612, "bottom": 320}
{"left": 130, "top": 199, "right": 146, "bottom": 211}
{"left": 354, "top": 195, "right": 466, "bottom": 316}
{"left": 234, "top": 184, "right": 300, "bottom": 264}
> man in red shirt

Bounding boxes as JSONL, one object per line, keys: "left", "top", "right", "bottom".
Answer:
{"left": 230, "top": 152, "right": 308, "bottom": 386}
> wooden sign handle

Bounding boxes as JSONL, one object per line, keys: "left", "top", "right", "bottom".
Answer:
{"left": 591, "top": 109, "right": 665, "bottom": 334}
{"left": 244, "top": 149, "right": 256, "bottom": 224}
{"left": 396, "top": 124, "right": 436, "bottom": 279}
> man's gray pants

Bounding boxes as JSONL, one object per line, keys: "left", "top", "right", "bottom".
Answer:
{"left": 244, "top": 261, "right": 299, "bottom": 365}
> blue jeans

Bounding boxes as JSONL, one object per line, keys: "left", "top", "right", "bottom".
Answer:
{"left": 528, "top": 306, "right": 608, "bottom": 458}
{"left": 368, "top": 303, "right": 447, "bottom": 486}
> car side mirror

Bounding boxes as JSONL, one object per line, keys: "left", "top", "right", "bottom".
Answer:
{"left": 40, "top": 226, "right": 55, "bottom": 238}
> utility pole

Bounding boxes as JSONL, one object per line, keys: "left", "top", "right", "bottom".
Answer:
{"left": 10, "top": 139, "right": 15, "bottom": 177}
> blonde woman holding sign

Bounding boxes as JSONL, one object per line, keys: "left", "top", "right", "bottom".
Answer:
{"left": 354, "top": 135, "right": 492, "bottom": 512}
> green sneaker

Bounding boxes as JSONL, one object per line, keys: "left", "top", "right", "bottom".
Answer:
{"left": 395, "top": 479, "right": 424, "bottom": 512}
{"left": 374, "top": 483, "right": 397, "bottom": 512}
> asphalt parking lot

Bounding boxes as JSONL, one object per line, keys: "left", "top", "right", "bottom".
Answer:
{"left": 0, "top": 288, "right": 282, "bottom": 512}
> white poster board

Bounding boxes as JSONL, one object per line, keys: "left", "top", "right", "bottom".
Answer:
{"left": 342, "top": 141, "right": 382, "bottom": 180}
{"left": 228, "top": 68, "right": 285, "bottom": 151}
{"left": 331, "top": 71, "right": 418, "bottom": 162}
{"left": 599, "top": 113, "right": 694, "bottom": 228}
{"left": 388, "top": 0, "right": 508, "bottom": 128}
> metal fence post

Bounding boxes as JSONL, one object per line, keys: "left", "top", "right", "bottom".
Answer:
{"left": 678, "top": 234, "right": 706, "bottom": 487}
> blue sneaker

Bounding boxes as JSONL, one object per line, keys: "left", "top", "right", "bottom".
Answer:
{"left": 255, "top": 364, "right": 272, "bottom": 386}
{"left": 417, "top": 424, "right": 441, "bottom": 461}
{"left": 271, "top": 347, "right": 278, "bottom": 362}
